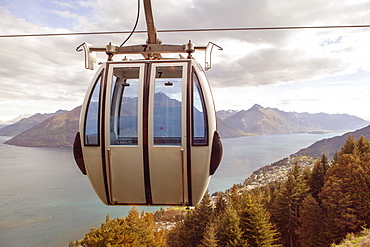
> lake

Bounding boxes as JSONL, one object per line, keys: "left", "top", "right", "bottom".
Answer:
{"left": 0, "top": 132, "right": 343, "bottom": 246}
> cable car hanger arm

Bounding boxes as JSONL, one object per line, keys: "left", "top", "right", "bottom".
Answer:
{"left": 143, "top": 0, "right": 160, "bottom": 45}
{"left": 76, "top": 0, "right": 222, "bottom": 69}
{"left": 76, "top": 40, "right": 215, "bottom": 70}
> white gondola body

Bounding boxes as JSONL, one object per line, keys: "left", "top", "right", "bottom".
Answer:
{"left": 74, "top": 59, "right": 222, "bottom": 206}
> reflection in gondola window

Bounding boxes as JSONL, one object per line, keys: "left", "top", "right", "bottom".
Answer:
{"left": 84, "top": 74, "right": 101, "bottom": 146}
{"left": 193, "top": 72, "right": 208, "bottom": 145}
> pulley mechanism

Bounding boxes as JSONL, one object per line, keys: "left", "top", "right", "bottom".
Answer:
{"left": 76, "top": 0, "right": 221, "bottom": 70}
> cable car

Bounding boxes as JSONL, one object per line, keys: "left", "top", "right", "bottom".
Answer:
{"left": 73, "top": 0, "right": 222, "bottom": 206}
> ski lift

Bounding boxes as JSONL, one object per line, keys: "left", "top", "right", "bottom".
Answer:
{"left": 73, "top": 0, "right": 222, "bottom": 206}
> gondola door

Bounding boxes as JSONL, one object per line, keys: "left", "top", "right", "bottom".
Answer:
{"left": 106, "top": 63, "right": 146, "bottom": 204}
{"left": 148, "top": 63, "right": 188, "bottom": 205}
{"left": 106, "top": 62, "right": 188, "bottom": 205}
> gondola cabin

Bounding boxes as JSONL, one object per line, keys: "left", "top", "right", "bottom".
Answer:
{"left": 74, "top": 58, "right": 222, "bottom": 206}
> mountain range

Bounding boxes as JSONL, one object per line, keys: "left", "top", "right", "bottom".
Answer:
{"left": 2, "top": 103, "right": 369, "bottom": 148}
{"left": 219, "top": 104, "right": 368, "bottom": 136}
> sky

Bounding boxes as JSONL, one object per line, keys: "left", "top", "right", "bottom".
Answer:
{"left": 1, "top": 0, "right": 370, "bottom": 124}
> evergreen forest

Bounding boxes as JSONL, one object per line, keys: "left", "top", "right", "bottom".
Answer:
{"left": 70, "top": 135, "right": 370, "bottom": 247}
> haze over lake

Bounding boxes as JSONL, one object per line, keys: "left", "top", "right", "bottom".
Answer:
{"left": 0, "top": 132, "right": 343, "bottom": 246}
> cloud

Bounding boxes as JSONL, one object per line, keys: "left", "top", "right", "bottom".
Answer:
{"left": 129, "top": 0, "right": 370, "bottom": 89}
{"left": 0, "top": 5, "right": 92, "bottom": 119}
{"left": 209, "top": 47, "right": 345, "bottom": 87}
{"left": 52, "top": 1, "right": 73, "bottom": 8}
{"left": 50, "top": 9, "right": 90, "bottom": 25}
{"left": 1, "top": 0, "right": 370, "bottom": 121}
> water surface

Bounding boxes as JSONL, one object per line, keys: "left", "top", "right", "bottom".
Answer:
{"left": 0, "top": 132, "right": 342, "bottom": 246}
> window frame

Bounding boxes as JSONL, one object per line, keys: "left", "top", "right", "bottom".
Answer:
{"left": 84, "top": 70, "right": 103, "bottom": 146}
{"left": 109, "top": 66, "right": 141, "bottom": 146}
{"left": 192, "top": 68, "right": 209, "bottom": 146}
{"left": 152, "top": 65, "right": 184, "bottom": 146}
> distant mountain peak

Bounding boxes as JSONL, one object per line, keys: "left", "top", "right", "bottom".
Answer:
{"left": 247, "top": 104, "right": 268, "bottom": 114}
{"left": 251, "top": 104, "right": 263, "bottom": 109}
{"left": 55, "top": 109, "right": 68, "bottom": 114}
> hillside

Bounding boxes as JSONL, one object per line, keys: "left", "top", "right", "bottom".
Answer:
{"left": 4, "top": 107, "right": 80, "bottom": 147}
{"left": 217, "top": 118, "right": 251, "bottom": 138}
{"left": 293, "top": 124, "right": 370, "bottom": 159}
{"left": 0, "top": 110, "right": 66, "bottom": 136}
{"left": 243, "top": 125, "right": 370, "bottom": 190}
{"left": 243, "top": 155, "right": 316, "bottom": 190}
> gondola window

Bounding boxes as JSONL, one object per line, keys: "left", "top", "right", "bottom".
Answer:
{"left": 153, "top": 66, "right": 183, "bottom": 146}
{"left": 110, "top": 67, "right": 140, "bottom": 145}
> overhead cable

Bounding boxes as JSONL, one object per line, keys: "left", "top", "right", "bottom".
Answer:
{"left": 119, "top": 0, "right": 140, "bottom": 47}
{"left": 1, "top": 25, "right": 370, "bottom": 38}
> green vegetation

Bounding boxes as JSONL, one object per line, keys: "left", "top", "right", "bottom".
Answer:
{"left": 70, "top": 208, "right": 167, "bottom": 247}
{"left": 71, "top": 134, "right": 370, "bottom": 247}
{"left": 332, "top": 228, "right": 370, "bottom": 247}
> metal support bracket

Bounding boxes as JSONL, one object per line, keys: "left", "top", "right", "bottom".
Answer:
{"left": 76, "top": 40, "right": 210, "bottom": 70}
{"left": 205, "top": 42, "right": 223, "bottom": 71}
{"left": 76, "top": 42, "right": 101, "bottom": 70}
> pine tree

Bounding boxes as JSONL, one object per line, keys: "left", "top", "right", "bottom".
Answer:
{"left": 214, "top": 192, "right": 227, "bottom": 217}
{"left": 339, "top": 134, "right": 356, "bottom": 155}
{"left": 356, "top": 135, "right": 370, "bottom": 157}
{"left": 167, "top": 191, "right": 214, "bottom": 246}
{"left": 357, "top": 136, "right": 370, "bottom": 228}
{"left": 124, "top": 208, "right": 146, "bottom": 245}
{"left": 262, "top": 182, "right": 280, "bottom": 211}
{"left": 199, "top": 222, "right": 219, "bottom": 247}
{"left": 239, "top": 193, "right": 279, "bottom": 247}
{"left": 308, "top": 154, "right": 329, "bottom": 200}
{"left": 320, "top": 170, "right": 359, "bottom": 244}
{"left": 270, "top": 162, "right": 310, "bottom": 247}
{"left": 166, "top": 221, "right": 185, "bottom": 247}
{"left": 297, "top": 194, "right": 327, "bottom": 247}
{"left": 216, "top": 202, "right": 248, "bottom": 247}
{"left": 188, "top": 191, "right": 214, "bottom": 245}
{"left": 320, "top": 135, "right": 370, "bottom": 244}
{"left": 229, "top": 184, "right": 244, "bottom": 212}
{"left": 332, "top": 150, "right": 341, "bottom": 166}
